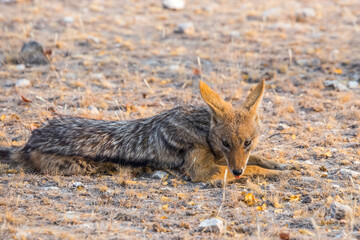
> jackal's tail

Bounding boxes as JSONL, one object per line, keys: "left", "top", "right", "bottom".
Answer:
{"left": 0, "top": 147, "right": 15, "bottom": 163}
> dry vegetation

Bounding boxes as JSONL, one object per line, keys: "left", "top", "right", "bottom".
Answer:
{"left": 0, "top": 0, "right": 360, "bottom": 239}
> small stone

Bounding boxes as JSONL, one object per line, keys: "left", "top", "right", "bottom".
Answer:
{"left": 198, "top": 218, "right": 225, "bottom": 233}
{"left": 201, "top": 4, "right": 217, "bottom": 14}
{"left": 295, "top": 8, "right": 316, "bottom": 22}
{"left": 152, "top": 171, "right": 168, "bottom": 179}
{"left": 303, "top": 160, "right": 313, "bottom": 165}
{"left": 72, "top": 182, "right": 84, "bottom": 188}
{"left": 348, "top": 81, "right": 359, "bottom": 89}
{"left": 43, "top": 186, "right": 60, "bottom": 191}
{"left": 339, "top": 169, "right": 360, "bottom": 179}
{"left": 262, "top": 7, "right": 281, "bottom": 21}
{"left": 277, "top": 123, "right": 290, "bottom": 130}
{"left": 174, "top": 22, "right": 195, "bottom": 34}
{"left": 162, "top": 0, "right": 185, "bottom": 10}
{"left": 267, "top": 184, "right": 276, "bottom": 190}
{"left": 330, "top": 201, "right": 352, "bottom": 220}
{"left": 63, "top": 16, "right": 74, "bottom": 24}
{"left": 301, "top": 177, "right": 316, "bottom": 183}
{"left": 15, "top": 78, "right": 31, "bottom": 88}
{"left": 324, "top": 80, "right": 338, "bottom": 87}
{"left": 169, "top": 65, "right": 180, "bottom": 71}
{"left": 88, "top": 105, "right": 99, "bottom": 115}
{"left": 20, "top": 41, "right": 49, "bottom": 65}
{"left": 324, "top": 80, "right": 348, "bottom": 91}
{"left": 16, "top": 64, "right": 25, "bottom": 70}
{"left": 336, "top": 83, "right": 348, "bottom": 91}
{"left": 229, "top": 31, "right": 240, "bottom": 38}
{"left": 301, "top": 195, "right": 312, "bottom": 204}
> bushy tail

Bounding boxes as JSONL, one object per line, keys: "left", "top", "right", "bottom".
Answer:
{"left": 0, "top": 147, "right": 16, "bottom": 164}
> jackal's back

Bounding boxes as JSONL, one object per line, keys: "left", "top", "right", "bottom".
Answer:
{"left": 21, "top": 105, "right": 212, "bottom": 168}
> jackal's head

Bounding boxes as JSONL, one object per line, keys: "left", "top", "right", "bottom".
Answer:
{"left": 199, "top": 80, "right": 265, "bottom": 179}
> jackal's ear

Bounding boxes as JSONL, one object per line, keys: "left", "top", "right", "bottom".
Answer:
{"left": 199, "top": 81, "right": 232, "bottom": 118}
{"left": 244, "top": 79, "right": 265, "bottom": 112}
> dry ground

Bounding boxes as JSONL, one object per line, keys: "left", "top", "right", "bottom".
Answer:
{"left": 0, "top": 0, "right": 360, "bottom": 239}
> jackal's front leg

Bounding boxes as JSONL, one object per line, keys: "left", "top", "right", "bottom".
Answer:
{"left": 248, "top": 155, "right": 294, "bottom": 170}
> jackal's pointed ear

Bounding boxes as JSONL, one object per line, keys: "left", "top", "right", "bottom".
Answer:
{"left": 244, "top": 79, "right": 265, "bottom": 112}
{"left": 199, "top": 81, "right": 232, "bottom": 118}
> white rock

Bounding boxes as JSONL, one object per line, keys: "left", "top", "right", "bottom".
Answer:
{"left": 169, "top": 65, "right": 180, "bottom": 71}
{"left": 72, "top": 182, "right": 84, "bottom": 188}
{"left": 301, "top": 177, "right": 316, "bottom": 183}
{"left": 330, "top": 201, "right": 352, "bottom": 220}
{"left": 267, "top": 184, "right": 277, "bottom": 190}
{"left": 92, "top": 73, "right": 105, "bottom": 80}
{"left": 295, "top": 8, "right": 316, "bottom": 21}
{"left": 277, "top": 123, "right": 290, "bottom": 130}
{"left": 162, "top": 0, "right": 185, "bottom": 10}
{"left": 174, "top": 22, "right": 195, "bottom": 34}
{"left": 152, "top": 171, "right": 168, "bottom": 179}
{"left": 44, "top": 186, "right": 60, "bottom": 191}
{"left": 229, "top": 31, "right": 240, "bottom": 38}
{"left": 199, "top": 218, "right": 225, "bottom": 233}
{"left": 262, "top": 7, "right": 281, "bottom": 21}
{"left": 303, "top": 160, "right": 314, "bottom": 165}
{"left": 88, "top": 105, "right": 99, "bottom": 115}
{"left": 15, "top": 78, "right": 30, "bottom": 88}
{"left": 16, "top": 64, "right": 25, "bottom": 70}
{"left": 337, "top": 83, "right": 348, "bottom": 91}
{"left": 339, "top": 169, "right": 360, "bottom": 179}
{"left": 348, "top": 81, "right": 359, "bottom": 89}
{"left": 63, "top": 16, "right": 74, "bottom": 23}
{"left": 324, "top": 80, "right": 348, "bottom": 91}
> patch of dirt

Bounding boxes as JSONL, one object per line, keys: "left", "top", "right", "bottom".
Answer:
{"left": 0, "top": 0, "right": 359, "bottom": 239}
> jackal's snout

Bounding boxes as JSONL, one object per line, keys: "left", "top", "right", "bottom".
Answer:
{"left": 232, "top": 169, "right": 243, "bottom": 177}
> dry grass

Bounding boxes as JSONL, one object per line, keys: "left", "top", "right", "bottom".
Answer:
{"left": 0, "top": 0, "right": 360, "bottom": 239}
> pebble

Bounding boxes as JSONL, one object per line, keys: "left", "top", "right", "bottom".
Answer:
{"left": 162, "top": 0, "right": 185, "bottom": 10}
{"left": 15, "top": 78, "right": 31, "bottom": 88}
{"left": 303, "top": 160, "right": 313, "bottom": 165}
{"left": 72, "top": 182, "right": 84, "bottom": 188}
{"left": 152, "top": 170, "right": 168, "bottom": 179}
{"left": 229, "top": 31, "right": 241, "bottom": 38}
{"left": 301, "top": 177, "right": 316, "bottom": 183}
{"left": 16, "top": 64, "right": 25, "bottom": 70}
{"left": 43, "top": 186, "right": 60, "bottom": 191}
{"left": 277, "top": 123, "right": 290, "bottom": 130}
{"left": 63, "top": 16, "right": 74, "bottom": 24}
{"left": 295, "top": 8, "right": 316, "bottom": 21}
{"left": 88, "top": 105, "right": 100, "bottom": 115}
{"left": 338, "top": 169, "right": 360, "bottom": 179}
{"left": 262, "top": 7, "right": 281, "bottom": 21}
{"left": 330, "top": 201, "right": 352, "bottom": 220}
{"left": 174, "top": 22, "right": 195, "bottom": 34}
{"left": 198, "top": 218, "right": 225, "bottom": 233}
{"left": 169, "top": 65, "right": 180, "bottom": 71}
{"left": 348, "top": 81, "right": 359, "bottom": 89}
{"left": 324, "top": 80, "right": 348, "bottom": 91}
{"left": 301, "top": 195, "right": 312, "bottom": 204}
{"left": 20, "top": 41, "right": 49, "bottom": 65}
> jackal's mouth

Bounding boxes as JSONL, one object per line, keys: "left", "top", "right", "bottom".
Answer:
{"left": 235, "top": 175, "right": 241, "bottom": 179}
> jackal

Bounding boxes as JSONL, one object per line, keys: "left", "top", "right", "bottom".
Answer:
{"left": 0, "top": 80, "right": 293, "bottom": 182}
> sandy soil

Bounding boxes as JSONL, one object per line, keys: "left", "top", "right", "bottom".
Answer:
{"left": 0, "top": 0, "right": 359, "bottom": 239}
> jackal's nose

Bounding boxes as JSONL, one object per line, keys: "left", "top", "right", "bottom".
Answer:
{"left": 232, "top": 169, "right": 243, "bottom": 176}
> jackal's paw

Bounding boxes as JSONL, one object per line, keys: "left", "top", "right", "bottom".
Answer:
{"left": 283, "top": 169, "right": 301, "bottom": 177}
{"left": 276, "top": 163, "right": 299, "bottom": 171}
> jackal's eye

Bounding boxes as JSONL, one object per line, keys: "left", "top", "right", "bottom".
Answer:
{"left": 222, "top": 140, "right": 230, "bottom": 149}
{"left": 244, "top": 140, "right": 252, "bottom": 148}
